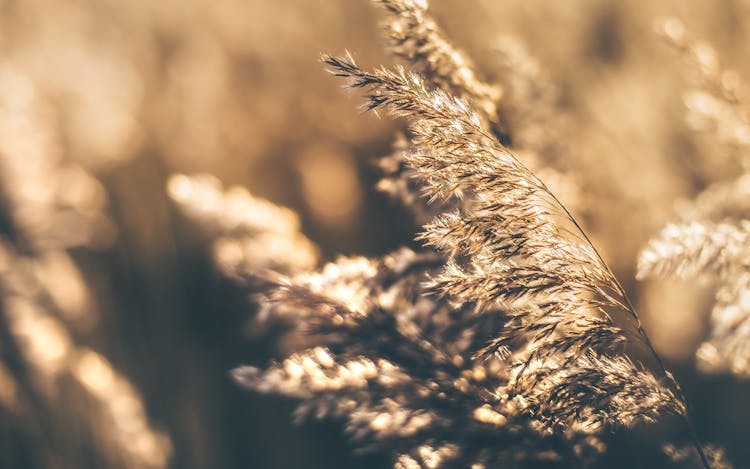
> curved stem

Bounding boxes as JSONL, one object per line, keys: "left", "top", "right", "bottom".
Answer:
{"left": 536, "top": 177, "right": 711, "bottom": 469}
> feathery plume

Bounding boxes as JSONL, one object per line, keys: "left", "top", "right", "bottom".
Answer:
{"left": 641, "top": 21, "right": 750, "bottom": 381}
{"left": 639, "top": 221, "right": 750, "bottom": 378}
{"left": 372, "top": 0, "right": 580, "bottom": 225}
{"left": 374, "top": 0, "right": 501, "bottom": 126}
{"left": 167, "top": 173, "right": 319, "bottom": 281}
{"left": 638, "top": 221, "right": 750, "bottom": 281}
{"left": 231, "top": 48, "right": 706, "bottom": 467}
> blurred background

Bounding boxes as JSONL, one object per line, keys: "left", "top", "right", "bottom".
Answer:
{"left": 0, "top": 0, "right": 749, "bottom": 467}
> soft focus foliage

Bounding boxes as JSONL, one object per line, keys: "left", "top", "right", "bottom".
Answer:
{"left": 639, "top": 19, "right": 750, "bottom": 381}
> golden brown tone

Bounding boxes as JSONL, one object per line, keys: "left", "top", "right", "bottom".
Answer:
{"left": 1, "top": 0, "right": 750, "bottom": 468}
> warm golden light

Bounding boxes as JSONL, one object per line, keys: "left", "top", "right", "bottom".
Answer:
{"left": 298, "top": 145, "right": 362, "bottom": 229}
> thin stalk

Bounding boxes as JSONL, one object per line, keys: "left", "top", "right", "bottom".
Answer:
{"left": 532, "top": 173, "right": 711, "bottom": 469}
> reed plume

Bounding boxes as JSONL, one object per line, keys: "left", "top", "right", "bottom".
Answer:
{"left": 640, "top": 19, "right": 750, "bottom": 381}
{"left": 167, "top": 173, "right": 319, "bottom": 281}
{"left": 231, "top": 19, "right": 708, "bottom": 465}
{"left": 372, "top": 0, "right": 579, "bottom": 226}
{"left": 322, "top": 50, "right": 688, "bottom": 428}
